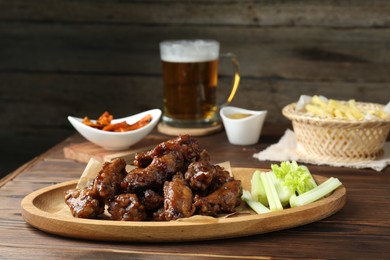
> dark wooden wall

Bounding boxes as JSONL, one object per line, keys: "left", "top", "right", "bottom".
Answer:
{"left": 1, "top": 0, "right": 390, "bottom": 177}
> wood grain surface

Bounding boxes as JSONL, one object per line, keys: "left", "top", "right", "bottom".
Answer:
{"left": 1, "top": 128, "right": 389, "bottom": 259}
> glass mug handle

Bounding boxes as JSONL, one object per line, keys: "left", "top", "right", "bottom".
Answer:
{"left": 219, "top": 53, "right": 240, "bottom": 106}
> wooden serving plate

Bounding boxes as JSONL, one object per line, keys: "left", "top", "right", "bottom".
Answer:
{"left": 21, "top": 167, "right": 346, "bottom": 242}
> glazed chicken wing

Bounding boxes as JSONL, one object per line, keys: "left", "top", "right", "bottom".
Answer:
{"left": 184, "top": 160, "right": 216, "bottom": 191}
{"left": 154, "top": 173, "right": 195, "bottom": 221}
{"left": 92, "top": 158, "right": 127, "bottom": 202}
{"left": 140, "top": 189, "right": 164, "bottom": 211}
{"left": 108, "top": 193, "right": 147, "bottom": 221}
{"left": 64, "top": 158, "right": 127, "bottom": 218}
{"left": 194, "top": 180, "right": 242, "bottom": 216}
{"left": 134, "top": 135, "right": 203, "bottom": 168}
{"left": 121, "top": 151, "right": 184, "bottom": 193}
{"left": 207, "top": 165, "right": 234, "bottom": 192}
{"left": 64, "top": 188, "right": 104, "bottom": 218}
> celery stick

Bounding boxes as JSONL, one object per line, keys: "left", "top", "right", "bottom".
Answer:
{"left": 260, "top": 172, "right": 283, "bottom": 211}
{"left": 251, "top": 170, "right": 269, "bottom": 206}
{"left": 290, "top": 177, "right": 342, "bottom": 208}
{"left": 242, "top": 190, "right": 270, "bottom": 214}
{"left": 269, "top": 171, "right": 293, "bottom": 207}
{"left": 301, "top": 165, "right": 317, "bottom": 188}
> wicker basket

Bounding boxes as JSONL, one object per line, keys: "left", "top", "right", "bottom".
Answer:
{"left": 282, "top": 102, "right": 390, "bottom": 162}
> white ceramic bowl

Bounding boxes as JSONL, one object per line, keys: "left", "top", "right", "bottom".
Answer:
{"left": 220, "top": 106, "right": 267, "bottom": 145}
{"left": 68, "top": 109, "right": 162, "bottom": 150}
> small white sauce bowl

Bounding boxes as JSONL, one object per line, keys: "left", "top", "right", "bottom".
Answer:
{"left": 68, "top": 109, "right": 162, "bottom": 150}
{"left": 220, "top": 106, "right": 267, "bottom": 145}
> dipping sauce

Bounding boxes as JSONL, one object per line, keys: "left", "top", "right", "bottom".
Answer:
{"left": 227, "top": 113, "right": 252, "bottom": 119}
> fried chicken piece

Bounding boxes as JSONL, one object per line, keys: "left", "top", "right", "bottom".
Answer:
{"left": 121, "top": 151, "right": 184, "bottom": 193}
{"left": 64, "top": 188, "right": 104, "bottom": 218}
{"left": 152, "top": 207, "right": 166, "bottom": 221}
{"left": 140, "top": 189, "right": 164, "bottom": 211}
{"left": 92, "top": 158, "right": 127, "bottom": 202}
{"left": 184, "top": 160, "right": 216, "bottom": 191}
{"left": 134, "top": 135, "right": 203, "bottom": 168}
{"left": 207, "top": 165, "right": 234, "bottom": 192}
{"left": 154, "top": 173, "right": 195, "bottom": 221}
{"left": 186, "top": 163, "right": 233, "bottom": 197}
{"left": 199, "top": 149, "right": 210, "bottom": 161}
{"left": 194, "top": 180, "right": 242, "bottom": 216}
{"left": 163, "top": 173, "right": 195, "bottom": 220}
{"left": 108, "top": 193, "right": 147, "bottom": 221}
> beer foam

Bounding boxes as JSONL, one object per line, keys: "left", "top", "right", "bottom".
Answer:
{"left": 160, "top": 40, "right": 219, "bottom": 62}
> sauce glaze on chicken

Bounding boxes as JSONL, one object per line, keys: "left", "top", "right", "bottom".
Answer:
{"left": 65, "top": 135, "right": 242, "bottom": 221}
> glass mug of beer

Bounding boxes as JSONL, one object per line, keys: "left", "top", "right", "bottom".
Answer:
{"left": 160, "top": 39, "right": 240, "bottom": 128}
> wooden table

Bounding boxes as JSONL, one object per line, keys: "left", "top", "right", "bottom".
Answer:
{"left": 1, "top": 126, "right": 389, "bottom": 259}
